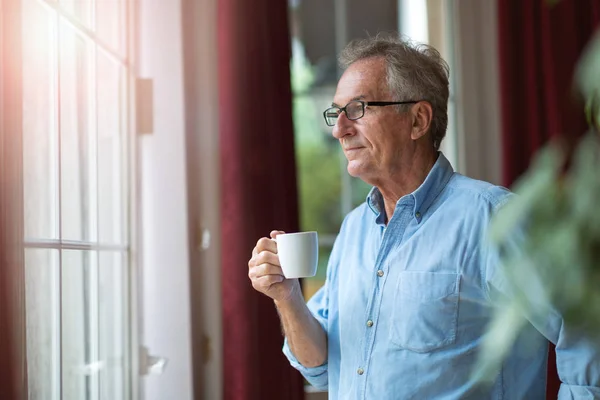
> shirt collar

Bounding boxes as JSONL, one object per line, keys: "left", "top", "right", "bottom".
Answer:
{"left": 367, "top": 185, "right": 386, "bottom": 223}
{"left": 367, "top": 152, "right": 454, "bottom": 223}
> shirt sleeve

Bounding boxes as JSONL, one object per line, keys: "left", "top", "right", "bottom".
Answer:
{"left": 483, "top": 195, "right": 600, "bottom": 399}
{"left": 282, "top": 283, "right": 330, "bottom": 390}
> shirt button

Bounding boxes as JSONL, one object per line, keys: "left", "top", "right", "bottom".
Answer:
{"left": 357, "top": 368, "right": 364, "bottom": 375}
{"left": 377, "top": 270, "right": 384, "bottom": 277}
{"left": 366, "top": 320, "right": 374, "bottom": 327}
{"left": 415, "top": 211, "right": 421, "bottom": 218}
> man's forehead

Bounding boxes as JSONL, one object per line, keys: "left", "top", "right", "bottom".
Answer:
{"left": 343, "top": 59, "right": 386, "bottom": 83}
{"left": 333, "top": 60, "right": 387, "bottom": 104}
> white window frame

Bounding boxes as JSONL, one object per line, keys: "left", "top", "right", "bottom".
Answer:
{"left": 19, "top": 0, "right": 138, "bottom": 398}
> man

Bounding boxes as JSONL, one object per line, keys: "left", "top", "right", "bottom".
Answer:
{"left": 247, "top": 35, "right": 600, "bottom": 399}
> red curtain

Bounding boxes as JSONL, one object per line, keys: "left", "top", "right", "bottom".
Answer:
{"left": 499, "top": 0, "right": 600, "bottom": 187}
{"left": 217, "top": 1, "right": 304, "bottom": 399}
{"left": 498, "top": 0, "right": 600, "bottom": 398}
{"left": 0, "top": 165, "right": 26, "bottom": 400}
{"left": 1, "top": 0, "right": 26, "bottom": 397}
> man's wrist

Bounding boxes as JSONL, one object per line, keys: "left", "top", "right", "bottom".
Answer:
{"left": 274, "top": 280, "right": 303, "bottom": 309}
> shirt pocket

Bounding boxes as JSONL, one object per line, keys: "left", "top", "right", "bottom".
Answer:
{"left": 389, "top": 271, "right": 460, "bottom": 353}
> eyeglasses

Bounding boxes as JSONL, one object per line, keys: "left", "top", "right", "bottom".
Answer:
{"left": 322, "top": 100, "right": 420, "bottom": 127}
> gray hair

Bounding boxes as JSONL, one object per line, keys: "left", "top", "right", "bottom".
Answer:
{"left": 339, "top": 34, "right": 450, "bottom": 150}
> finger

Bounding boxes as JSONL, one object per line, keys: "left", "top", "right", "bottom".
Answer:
{"left": 249, "top": 248, "right": 277, "bottom": 270}
{"left": 270, "top": 230, "right": 285, "bottom": 240}
{"left": 249, "top": 262, "right": 284, "bottom": 279}
{"left": 254, "top": 250, "right": 280, "bottom": 267}
{"left": 248, "top": 250, "right": 272, "bottom": 270}
{"left": 253, "top": 274, "right": 285, "bottom": 289}
{"left": 248, "top": 256, "right": 256, "bottom": 269}
{"left": 256, "top": 236, "right": 277, "bottom": 254}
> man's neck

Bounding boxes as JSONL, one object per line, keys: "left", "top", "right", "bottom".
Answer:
{"left": 378, "top": 152, "right": 438, "bottom": 224}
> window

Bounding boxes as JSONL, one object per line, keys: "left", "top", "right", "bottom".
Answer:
{"left": 21, "top": 0, "right": 133, "bottom": 398}
{"left": 289, "top": 0, "right": 458, "bottom": 302}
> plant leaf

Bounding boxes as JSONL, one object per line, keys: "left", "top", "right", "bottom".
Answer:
{"left": 576, "top": 32, "right": 600, "bottom": 130}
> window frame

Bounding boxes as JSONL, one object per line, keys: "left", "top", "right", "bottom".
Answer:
{"left": 17, "top": 0, "right": 139, "bottom": 398}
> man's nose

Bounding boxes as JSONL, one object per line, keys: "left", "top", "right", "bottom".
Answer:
{"left": 332, "top": 112, "right": 354, "bottom": 139}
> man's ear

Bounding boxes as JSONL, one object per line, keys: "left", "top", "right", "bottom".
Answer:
{"left": 410, "top": 101, "right": 433, "bottom": 141}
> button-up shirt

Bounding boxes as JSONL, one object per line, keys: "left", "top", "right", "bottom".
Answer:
{"left": 283, "top": 153, "right": 600, "bottom": 399}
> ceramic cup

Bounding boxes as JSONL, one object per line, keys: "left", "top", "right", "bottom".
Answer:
{"left": 275, "top": 231, "right": 318, "bottom": 279}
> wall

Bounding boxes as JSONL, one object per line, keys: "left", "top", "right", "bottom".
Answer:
{"left": 137, "top": 0, "right": 194, "bottom": 398}
{"left": 181, "top": 0, "right": 223, "bottom": 397}
{"left": 452, "top": 0, "right": 502, "bottom": 185}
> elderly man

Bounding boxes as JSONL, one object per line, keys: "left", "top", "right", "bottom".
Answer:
{"left": 247, "top": 35, "right": 600, "bottom": 399}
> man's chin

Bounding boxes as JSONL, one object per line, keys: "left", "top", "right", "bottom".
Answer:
{"left": 346, "top": 162, "right": 364, "bottom": 179}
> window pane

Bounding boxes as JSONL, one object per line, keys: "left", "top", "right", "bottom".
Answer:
{"left": 60, "top": 23, "right": 98, "bottom": 242}
{"left": 59, "top": 0, "right": 93, "bottom": 30}
{"left": 25, "top": 249, "right": 60, "bottom": 400}
{"left": 351, "top": 176, "right": 372, "bottom": 209}
{"left": 399, "top": 0, "right": 429, "bottom": 44}
{"left": 96, "top": 0, "right": 127, "bottom": 57}
{"left": 441, "top": 99, "right": 458, "bottom": 169}
{"left": 99, "top": 251, "right": 128, "bottom": 400}
{"left": 22, "top": 0, "right": 59, "bottom": 240}
{"left": 295, "top": 88, "right": 344, "bottom": 235}
{"left": 302, "top": 244, "right": 332, "bottom": 300}
{"left": 97, "top": 51, "right": 126, "bottom": 245}
{"left": 297, "top": 138, "right": 343, "bottom": 234}
{"left": 62, "top": 249, "right": 98, "bottom": 400}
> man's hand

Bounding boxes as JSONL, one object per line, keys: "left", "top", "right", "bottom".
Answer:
{"left": 248, "top": 230, "right": 300, "bottom": 302}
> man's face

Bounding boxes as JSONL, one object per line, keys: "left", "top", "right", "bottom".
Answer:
{"left": 332, "top": 57, "right": 414, "bottom": 186}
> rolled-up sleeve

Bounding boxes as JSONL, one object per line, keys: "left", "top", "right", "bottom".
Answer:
{"left": 554, "top": 320, "right": 600, "bottom": 399}
{"left": 558, "top": 384, "right": 600, "bottom": 399}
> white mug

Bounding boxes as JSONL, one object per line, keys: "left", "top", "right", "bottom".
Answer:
{"left": 275, "top": 231, "right": 319, "bottom": 279}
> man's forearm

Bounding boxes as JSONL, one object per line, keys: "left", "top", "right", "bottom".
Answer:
{"left": 275, "top": 286, "right": 327, "bottom": 368}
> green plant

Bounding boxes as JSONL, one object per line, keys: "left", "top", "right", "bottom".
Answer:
{"left": 476, "top": 31, "right": 600, "bottom": 381}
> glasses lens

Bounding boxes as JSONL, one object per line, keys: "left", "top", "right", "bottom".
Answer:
{"left": 345, "top": 101, "right": 364, "bottom": 120}
{"left": 324, "top": 108, "right": 340, "bottom": 126}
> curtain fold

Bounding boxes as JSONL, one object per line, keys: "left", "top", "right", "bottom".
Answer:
{"left": 498, "top": 1, "right": 600, "bottom": 398}
{"left": 217, "top": 1, "right": 304, "bottom": 399}
{"left": 499, "top": 0, "right": 600, "bottom": 187}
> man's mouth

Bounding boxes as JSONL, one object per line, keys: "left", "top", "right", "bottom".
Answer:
{"left": 344, "top": 146, "right": 364, "bottom": 151}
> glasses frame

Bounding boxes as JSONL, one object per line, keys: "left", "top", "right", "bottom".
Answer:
{"left": 322, "top": 100, "right": 421, "bottom": 127}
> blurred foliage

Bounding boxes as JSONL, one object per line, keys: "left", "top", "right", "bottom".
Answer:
{"left": 352, "top": 177, "right": 373, "bottom": 209}
{"left": 477, "top": 31, "right": 600, "bottom": 381}
{"left": 290, "top": 39, "right": 315, "bottom": 96}
{"left": 296, "top": 141, "right": 343, "bottom": 233}
{"left": 577, "top": 31, "right": 600, "bottom": 131}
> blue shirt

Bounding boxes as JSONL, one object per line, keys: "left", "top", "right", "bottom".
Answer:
{"left": 283, "top": 153, "right": 600, "bottom": 399}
